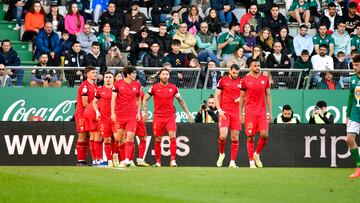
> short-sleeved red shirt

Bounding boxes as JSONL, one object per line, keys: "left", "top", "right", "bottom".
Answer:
{"left": 75, "top": 80, "right": 98, "bottom": 115}
{"left": 148, "top": 82, "right": 179, "bottom": 120}
{"left": 95, "top": 86, "right": 113, "bottom": 122}
{"left": 113, "top": 80, "right": 141, "bottom": 121}
{"left": 217, "top": 76, "right": 241, "bottom": 114}
{"left": 240, "top": 74, "right": 270, "bottom": 117}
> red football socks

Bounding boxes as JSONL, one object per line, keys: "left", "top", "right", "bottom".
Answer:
{"left": 76, "top": 141, "right": 85, "bottom": 161}
{"left": 94, "top": 141, "right": 103, "bottom": 160}
{"left": 89, "top": 140, "right": 96, "bottom": 160}
{"left": 154, "top": 140, "right": 161, "bottom": 163}
{"left": 125, "top": 142, "right": 134, "bottom": 160}
{"left": 130, "top": 142, "right": 135, "bottom": 161}
{"left": 104, "top": 143, "right": 112, "bottom": 161}
{"left": 247, "top": 139, "right": 254, "bottom": 160}
{"left": 218, "top": 138, "right": 226, "bottom": 154}
{"left": 256, "top": 137, "right": 268, "bottom": 154}
{"left": 111, "top": 140, "right": 118, "bottom": 154}
{"left": 138, "top": 139, "right": 146, "bottom": 159}
{"left": 118, "top": 143, "right": 125, "bottom": 161}
{"left": 170, "top": 138, "right": 177, "bottom": 161}
{"left": 231, "top": 140, "right": 239, "bottom": 161}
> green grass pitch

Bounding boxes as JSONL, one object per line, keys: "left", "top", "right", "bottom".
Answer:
{"left": 0, "top": 167, "right": 359, "bottom": 203}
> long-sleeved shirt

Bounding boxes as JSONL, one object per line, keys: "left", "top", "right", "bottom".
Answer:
{"left": 293, "top": 33, "right": 314, "bottom": 56}
{"left": 311, "top": 55, "right": 334, "bottom": 71}
{"left": 24, "top": 12, "right": 45, "bottom": 32}
{"left": 64, "top": 14, "right": 84, "bottom": 35}
{"left": 332, "top": 30, "right": 351, "bottom": 55}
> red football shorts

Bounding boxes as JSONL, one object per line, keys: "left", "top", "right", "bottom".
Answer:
{"left": 116, "top": 118, "right": 137, "bottom": 133}
{"left": 75, "top": 113, "right": 86, "bottom": 133}
{"left": 152, "top": 117, "right": 177, "bottom": 137}
{"left": 99, "top": 121, "right": 116, "bottom": 138}
{"left": 136, "top": 120, "right": 147, "bottom": 137}
{"left": 84, "top": 105, "right": 98, "bottom": 132}
{"left": 245, "top": 115, "right": 268, "bottom": 136}
{"left": 218, "top": 112, "right": 241, "bottom": 131}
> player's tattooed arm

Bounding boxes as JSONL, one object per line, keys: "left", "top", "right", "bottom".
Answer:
{"left": 239, "top": 90, "right": 246, "bottom": 123}
{"left": 136, "top": 96, "right": 141, "bottom": 121}
{"left": 142, "top": 93, "right": 152, "bottom": 122}
{"left": 176, "top": 96, "right": 193, "bottom": 123}
{"left": 265, "top": 88, "right": 273, "bottom": 123}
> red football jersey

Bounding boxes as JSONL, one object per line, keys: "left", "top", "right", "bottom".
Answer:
{"left": 75, "top": 80, "right": 98, "bottom": 115}
{"left": 148, "top": 82, "right": 180, "bottom": 119}
{"left": 217, "top": 76, "right": 241, "bottom": 114}
{"left": 240, "top": 74, "right": 270, "bottom": 116}
{"left": 113, "top": 80, "right": 141, "bottom": 120}
{"left": 95, "top": 86, "right": 113, "bottom": 122}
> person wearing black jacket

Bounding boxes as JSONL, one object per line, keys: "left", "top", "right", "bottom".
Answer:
{"left": 309, "top": 101, "right": 335, "bottom": 124}
{"left": 148, "top": 23, "right": 172, "bottom": 55}
{"left": 319, "top": 2, "right": 343, "bottom": 32}
{"left": 259, "top": 4, "right": 287, "bottom": 37}
{"left": 64, "top": 41, "right": 89, "bottom": 87}
{"left": 0, "top": 39, "right": 22, "bottom": 86}
{"left": 100, "top": 2, "right": 124, "bottom": 36}
{"left": 86, "top": 42, "right": 106, "bottom": 86}
{"left": 143, "top": 42, "right": 164, "bottom": 67}
{"left": 151, "top": 0, "right": 172, "bottom": 27}
{"left": 45, "top": 3, "right": 65, "bottom": 34}
{"left": 195, "top": 95, "right": 218, "bottom": 123}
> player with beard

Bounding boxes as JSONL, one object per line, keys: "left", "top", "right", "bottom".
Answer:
{"left": 239, "top": 58, "right": 272, "bottom": 168}
{"left": 143, "top": 68, "right": 193, "bottom": 167}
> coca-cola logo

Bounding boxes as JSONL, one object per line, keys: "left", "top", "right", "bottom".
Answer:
{"left": 2, "top": 100, "right": 76, "bottom": 121}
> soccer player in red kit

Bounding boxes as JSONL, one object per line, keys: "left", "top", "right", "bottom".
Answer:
{"left": 214, "top": 64, "right": 242, "bottom": 168}
{"left": 93, "top": 71, "right": 115, "bottom": 167}
{"left": 143, "top": 68, "right": 193, "bottom": 167}
{"left": 239, "top": 58, "right": 272, "bottom": 168}
{"left": 111, "top": 67, "right": 142, "bottom": 167}
{"left": 75, "top": 66, "right": 98, "bottom": 166}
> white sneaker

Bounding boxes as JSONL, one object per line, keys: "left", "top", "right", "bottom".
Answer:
{"left": 170, "top": 160, "right": 178, "bottom": 167}
{"left": 108, "top": 160, "right": 114, "bottom": 167}
{"left": 136, "top": 158, "right": 150, "bottom": 167}
{"left": 216, "top": 153, "right": 225, "bottom": 167}
{"left": 153, "top": 162, "right": 161, "bottom": 167}
{"left": 129, "top": 160, "right": 136, "bottom": 167}
{"left": 123, "top": 159, "right": 131, "bottom": 167}
{"left": 249, "top": 160, "right": 257, "bottom": 168}
{"left": 13, "top": 24, "right": 21, "bottom": 31}
{"left": 118, "top": 161, "right": 127, "bottom": 168}
{"left": 229, "top": 160, "right": 238, "bottom": 168}
{"left": 92, "top": 160, "right": 97, "bottom": 167}
{"left": 113, "top": 154, "right": 119, "bottom": 167}
{"left": 253, "top": 152, "right": 263, "bottom": 168}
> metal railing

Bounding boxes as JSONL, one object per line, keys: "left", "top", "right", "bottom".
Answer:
{"left": 306, "top": 69, "right": 355, "bottom": 89}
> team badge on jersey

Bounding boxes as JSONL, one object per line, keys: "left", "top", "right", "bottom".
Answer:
{"left": 261, "top": 80, "right": 265, "bottom": 85}
{"left": 169, "top": 88, "right": 173, "bottom": 93}
{"left": 82, "top": 86, "right": 88, "bottom": 93}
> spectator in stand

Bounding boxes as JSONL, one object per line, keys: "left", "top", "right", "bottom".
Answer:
{"left": 333, "top": 21, "right": 351, "bottom": 60}
{"left": 77, "top": 23, "right": 98, "bottom": 54}
{"left": 86, "top": 42, "right": 106, "bottom": 85}
{"left": 64, "top": 41, "right": 88, "bottom": 87}
{"left": 218, "top": 22, "right": 251, "bottom": 63}
{"left": 192, "top": 0, "right": 211, "bottom": 19}
{"left": 106, "top": 44, "right": 128, "bottom": 68}
{"left": 317, "top": 71, "right": 341, "bottom": 89}
{"left": 294, "top": 24, "right": 314, "bottom": 58}
{"left": 167, "top": 10, "right": 182, "bottom": 37}
{"left": 125, "top": 1, "right": 147, "bottom": 32}
{"left": 205, "top": 60, "right": 222, "bottom": 89}
{"left": 100, "top": 2, "right": 124, "bottom": 36}
{"left": 22, "top": 1, "right": 46, "bottom": 41}
{"left": 60, "top": 31, "right": 72, "bottom": 60}
{"left": 256, "top": 27, "right": 274, "bottom": 58}
{"left": 143, "top": 42, "right": 165, "bottom": 67}
{"left": 91, "top": 0, "right": 109, "bottom": 26}
{"left": 351, "top": 23, "right": 360, "bottom": 53}
{"left": 64, "top": 3, "right": 85, "bottom": 40}
{"left": 149, "top": 23, "right": 172, "bottom": 56}
{"left": 288, "top": 0, "right": 311, "bottom": 28}
{"left": 117, "top": 26, "right": 132, "bottom": 55}
{"left": 0, "top": 64, "right": 12, "bottom": 87}
{"left": 239, "top": 3, "right": 262, "bottom": 33}
{"left": 204, "top": 8, "right": 222, "bottom": 36}
{"left": 0, "top": 40, "right": 22, "bottom": 86}
{"left": 335, "top": 51, "right": 348, "bottom": 69}
{"left": 173, "top": 22, "right": 198, "bottom": 57}
{"left": 313, "top": 24, "right": 335, "bottom": 56}
{"left": 34, "top": 22, "right": 61, "bottom": 66}
{"left": 241, "top": 23, "right": 256, "bottom": 58}
{"left": 45, "top": 3, "right": 65, "bottom": 36}
{"left": 311, "top": 44, "right": 334, "bottom": 83}
{"left": 266, "top": 41, "right": 291, "bottom": 69}
{"left": 259, "top": 4, "right": 287, "bottom": 37}
{"left": 309, "top": 100, "right": 334, "bottom": 124}
{"left": 196, "top": 22, "right": 221, "bottom": 66}
{"left": 30, "top": 53, "right": 61, "bottom": 87}
{"left": 182, "top": 5, "right": 203, "bottom": 35}
{"left": 226, "top": 46, "right": 247, "bottom": 69}
{"left": 151, "top": 0, "right": 172, "bottom": 27}
{"left": 210, "top": 0, "right": 236, "bottom": 26}
{"left": 274, "top": 105, "right": 300, "bottom": 124}
{"left": 294, "top": 49, "right": 313, "bottom": 87}
{"left": 131, "top": 27, "right": 152, "bottom": 66}
{"left": 194, "top": 94, "right": 218, "bottom": 123}
{"left": 277, "top": 26, "right": 295, "bottom": 60}
{"left": 246, "top": 44, "right": 266, "bottom": 68}
{"left": 252, "top": 0, "right": 273, "bottom": 16}
{"left": 7, "top": 0, "right": 33, "bottom": 31}
{"left": 308, "top": 0, "right": 323, "bottom": 29}
{"left": 344, "top": 2, "right": 360, "bottom": 35}
{"left": 320, "top": 2, "right": 343, "bottom": 34}
{"left": 165, "top": 39, "right": 190, "bottom": 67}
{"left": 97, "top": 23, "right": 116, "bottom": 52}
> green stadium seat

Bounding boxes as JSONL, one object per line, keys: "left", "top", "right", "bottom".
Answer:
{"left": 17, "top": 50, "right": 34, "bottom": 61}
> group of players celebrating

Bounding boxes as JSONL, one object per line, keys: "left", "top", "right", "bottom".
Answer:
{"left": 73, "top": 57, "right": 360, "bottom": 176}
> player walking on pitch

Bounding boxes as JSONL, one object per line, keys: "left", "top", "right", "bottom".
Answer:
{"left": 215, "top": 64, "right": 242, "bottom": 168}
{"left": 345, "top": 54, "right": 360, "bottom": 178}
{"left": 239, "top": 58, "right": 272, "bottom": 168}
{"left": 143, "top": 68, "right": 193, "bottom": 167}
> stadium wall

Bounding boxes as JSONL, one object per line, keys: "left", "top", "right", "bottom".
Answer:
{"left": 0, "top": 122, "right": 357, "bottom": 168}
{"left": 0, "top": 89, "right": 349, "bottom": 123}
